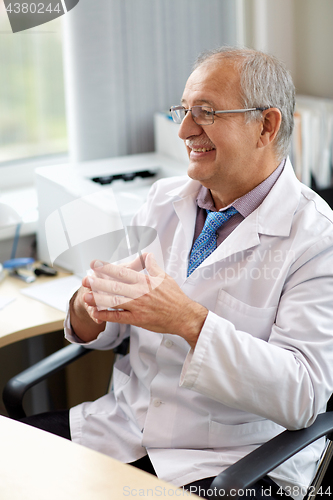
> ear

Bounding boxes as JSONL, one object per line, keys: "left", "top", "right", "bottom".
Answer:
{"left": 257, "top": 108, "right": 282, "bottom": 149}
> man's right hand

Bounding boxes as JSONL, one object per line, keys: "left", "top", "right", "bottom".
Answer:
{"left": 70, "top": 254, "right": 149, "bottom": 343}
{"left": 69, "top": 285, "right": 106, "bottom": 343}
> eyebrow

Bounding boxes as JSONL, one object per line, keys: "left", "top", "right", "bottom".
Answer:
{"left": 180, "top": 98, "right": 216, "bottom": 107}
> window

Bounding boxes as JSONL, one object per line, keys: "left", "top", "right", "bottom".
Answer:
{"left": 0, "top": 4, "right": 67, "bottom": 163}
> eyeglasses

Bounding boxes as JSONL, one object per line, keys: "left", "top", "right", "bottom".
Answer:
{"left": 169, "top": 105, "right": 269, "bottom": 126}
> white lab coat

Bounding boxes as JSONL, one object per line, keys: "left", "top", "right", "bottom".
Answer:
{"left": 65, "top": 158, "right": 333, "bottom": 494}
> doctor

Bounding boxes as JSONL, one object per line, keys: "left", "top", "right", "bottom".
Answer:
{"left": 26, "top": 47, "right": 333, "bottom": 499}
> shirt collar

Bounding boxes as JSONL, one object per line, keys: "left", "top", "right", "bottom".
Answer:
{"left": 196, "top": 159, "right": 286, "bottom": 217}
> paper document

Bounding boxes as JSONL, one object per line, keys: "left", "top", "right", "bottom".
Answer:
{"left": 21, "top": 275, "right": 82, "bottom": 312}
{"left": 0, "top": 296, "right": 16, "bottom": 311}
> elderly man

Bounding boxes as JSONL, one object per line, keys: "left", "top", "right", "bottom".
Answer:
{"left": 23, "top": 47, "right": 333, "bottom": 499}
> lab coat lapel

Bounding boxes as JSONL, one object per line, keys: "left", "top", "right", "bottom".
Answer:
{"left": 203, "top": 212, "right": 261, "bottom": 267}
{"left": 170, "top": 158, "right": 301, "bottom": 273}
{"left": 256, "top": 157, "right": 301, "bottom": 237}
{"left": 166, "top": 178, "right": 201, "bottom": 284}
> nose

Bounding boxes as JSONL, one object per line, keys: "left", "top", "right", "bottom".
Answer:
{"left": 178, "top": 110, "right": 203, "bottom": 140}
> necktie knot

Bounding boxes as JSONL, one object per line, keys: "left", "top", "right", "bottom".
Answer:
{"left": 187, "top": 206, "right": 238, "bottom": 277}
{"left": 204, "top": 206, "right": 238, "bottom": 233}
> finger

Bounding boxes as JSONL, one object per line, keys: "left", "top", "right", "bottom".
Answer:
{"left": 123, "top": 253, "right": 148, "bottom": 272}
{"left": 84, "top": 302, "right": 104, "bottom": 324}
{"left": 91, "top": 308, "right": 133, "bottom": 324}
{"left": 83, "top": 291, "right": 96, "bottom": 306}
{"left": 91, "top": 254, "right": 148, "bottom": 277}
{"left": 88, "top": 276, "right": 149, "bottom": 299}
{"left": 81, "top": 276, "right": 92, "bottom": 290}
{"left": 145, "top": 253, "right": 163, "bottom": 278}
{"left": 85, "top": 290, "right": 133, "bottom": 310}
{"left": 89, "top": 260, "right": 117, "bottom": 281}
{"left": 82, "top": 276, "right": 93, "bottom": 289}
{"left": 90, "top": 259, "right": 109, "bottom": 269}
{"left": 91, "top": 260, "right": 144, "bottom": 285}
{"left": 144, "top": 253, "right": 165, "bottom": 290}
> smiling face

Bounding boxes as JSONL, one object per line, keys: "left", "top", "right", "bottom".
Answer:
{"left": 178, "top": 58, "right": 275, "bottom": 208}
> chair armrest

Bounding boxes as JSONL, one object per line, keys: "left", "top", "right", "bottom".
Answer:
{"left": 211, "top": 412, "right": 333, "bottom": 499}
{"left": 2, "top": 344, "right": 91, "bottom": 419}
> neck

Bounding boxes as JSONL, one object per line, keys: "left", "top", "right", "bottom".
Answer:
{"left": 209, "top": 157, "right": 281, "bottom": 210}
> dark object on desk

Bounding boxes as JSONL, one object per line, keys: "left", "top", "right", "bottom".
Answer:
{"left": 91, "top": 169, "right": 157, "bottom": 185}
{"left": 10, "top": 269, "right": 35, "bottom": 284}
{"left": 34, "top": 263, "right": 58, "bottom": 277}
{"left": 2, "top": 337, "right": 333, "bottom": 499}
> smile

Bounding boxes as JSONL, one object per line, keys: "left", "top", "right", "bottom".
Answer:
{"left": 191, "top": 147, "right": 215, "bottom": 152}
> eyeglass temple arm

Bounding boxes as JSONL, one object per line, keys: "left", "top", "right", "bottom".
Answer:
{"left": 214, "top": 107, "right": 269, "bottom": 115}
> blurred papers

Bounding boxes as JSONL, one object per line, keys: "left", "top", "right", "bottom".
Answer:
{"left": 0, "top": 296, "right": 15, "bottom": 311}
{"left": 291, "top": 96, "right": 333, "bottom": 188}
{"left": 21, "top": 276, "right": 81, "bottom": 313}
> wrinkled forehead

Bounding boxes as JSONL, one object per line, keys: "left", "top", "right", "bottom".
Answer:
{"left": 181, "top": 58, "right": 243, "bottom": 108}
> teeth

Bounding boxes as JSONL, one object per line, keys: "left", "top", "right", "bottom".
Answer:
{"left": 192, "top": 147, "right": 214, "bottom": 152}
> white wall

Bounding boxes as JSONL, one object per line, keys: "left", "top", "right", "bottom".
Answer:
{"left": 293, "top": 0, "right": 333, "bottom": 99}
{"left": 243, "top": 0, "right": 295, "bottom": 74}
{"left": 241, "top": 0, "right": 333, "bottom": 100}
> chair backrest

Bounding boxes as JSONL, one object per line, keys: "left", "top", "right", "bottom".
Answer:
{"left": 305, "top": 394, "right": 333, "bottom": 500}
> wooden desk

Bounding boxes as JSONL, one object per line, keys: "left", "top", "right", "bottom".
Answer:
{"left": 0, "top": 269, "right": 72, "bottom": 348}
{"left": 0, "top": 416, "right": 191, "bottom": 500}
{"left": 0, "top": 270, "right": 116, "bottom": 410}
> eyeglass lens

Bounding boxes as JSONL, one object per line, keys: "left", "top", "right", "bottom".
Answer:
{"left": 170, "top": 106, "right": 214, "bottom": 125}
{"left": 171, "top": 107, "right": 185, "bottom": 124}
{"left": 192, "top": 106, "right": 214, "bottom": 124}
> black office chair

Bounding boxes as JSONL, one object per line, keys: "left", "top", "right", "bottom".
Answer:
{"left": 3, "top": 341, "right": 333, "bottom": 500}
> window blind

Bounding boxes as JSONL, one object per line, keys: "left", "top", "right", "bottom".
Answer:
{"left": 62, "top": 0, "right": 237, "bottom": 162}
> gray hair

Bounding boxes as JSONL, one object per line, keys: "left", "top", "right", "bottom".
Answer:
{"left": 194, "top": 47, "right": 295, "bottom": 161}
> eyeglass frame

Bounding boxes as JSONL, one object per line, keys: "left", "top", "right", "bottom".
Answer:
{"left": 169, "top": 105, "right": 270, "bottom": 125}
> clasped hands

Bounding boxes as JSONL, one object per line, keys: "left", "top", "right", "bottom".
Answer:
{"left": 81, "top": 253, "right": 208, "bottom": 349}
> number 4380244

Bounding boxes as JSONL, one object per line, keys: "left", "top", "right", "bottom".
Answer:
{"left": 5, "top": 3, "right": 61, "bottom": 14}
{"left": 278, "top": 485, "right": 332, "bottom": 497}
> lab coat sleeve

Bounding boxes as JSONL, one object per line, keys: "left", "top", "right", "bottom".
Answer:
{"left": 64, "top": 305, "right": 130, "bottom": 350}
{"left": 180, "top": 238, "right": 333, "bottom": 430}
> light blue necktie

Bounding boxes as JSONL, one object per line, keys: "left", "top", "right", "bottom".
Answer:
{"left": 187, "top": 207, "right": 238, "bottom": 277}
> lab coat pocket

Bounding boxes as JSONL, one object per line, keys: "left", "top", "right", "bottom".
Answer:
{"left": 112, "top": 354, "right": 132, "bottom": 400}
{"left": 112, "top": 354, "right": 148, "bottom": 427}
{"left": 215, "top": 290, "right": 277, "bottom": 340}
{"left": 209, "top": 418, "right": 284, "bottom": 448}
